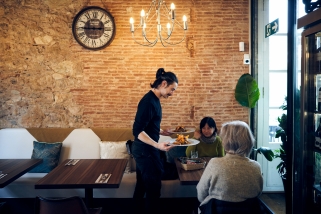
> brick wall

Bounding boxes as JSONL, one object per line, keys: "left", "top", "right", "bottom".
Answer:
{"left": 0, "top": 0, "right": 250, "bottom": 130}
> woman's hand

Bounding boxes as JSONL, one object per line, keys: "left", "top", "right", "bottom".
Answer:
{"left": 193, "top": 130, "right": 201, "bottom": 139}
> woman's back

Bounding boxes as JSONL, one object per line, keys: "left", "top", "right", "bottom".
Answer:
{"left": 197, "top": 154, "right": 263, "bottom": 207}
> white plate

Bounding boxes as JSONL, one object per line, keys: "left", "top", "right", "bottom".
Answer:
{"left": 167, "top": 138, "right": 200, "bottom": 146}
{"left": 168, "top": 127, "right": 195, "bottom": 134}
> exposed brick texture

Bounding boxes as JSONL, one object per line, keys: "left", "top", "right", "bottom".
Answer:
{"left": 0, "top": 0, "right": 250, "bottom": 130}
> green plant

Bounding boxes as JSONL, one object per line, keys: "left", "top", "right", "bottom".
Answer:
{"left": 253, "top": 96, "right": 287, "bottom": 179}
{"left": 274, "top": 96, "right": 287, "bottom": 179}
{"left": 253, "top": 147, "right": 274, "bottom": 161}
{"left": 274, "top": 143, "right": 286, "bottom": 179}
{"left": 235, "top": 73, "right": 260, "bottom": 108}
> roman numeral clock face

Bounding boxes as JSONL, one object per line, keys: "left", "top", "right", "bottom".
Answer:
{"left": 72, "top": 6, "right": 116, "bottom": 50}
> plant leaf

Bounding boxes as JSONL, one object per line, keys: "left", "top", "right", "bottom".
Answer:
{"left": 257, "top": 147, "right": 274, "bottom": 161}
{"left": 235, "top": 73, "right": 260, "bottom": 108}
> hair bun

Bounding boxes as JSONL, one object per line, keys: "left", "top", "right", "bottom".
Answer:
{"left": 156, "top": 68, "right": 165, "bottom": 79}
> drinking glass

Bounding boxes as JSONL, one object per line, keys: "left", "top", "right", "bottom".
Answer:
{"left": 191, "top": 150, "right": 198, "bottom": 158}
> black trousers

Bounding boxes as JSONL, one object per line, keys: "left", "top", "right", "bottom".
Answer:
{"left": 132, "top": 141, "right": 163, "bottom": 214}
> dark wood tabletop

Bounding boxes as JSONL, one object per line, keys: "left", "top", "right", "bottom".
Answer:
{"left": 174, "top": 157, "right": 212, "bottom": 185}
{"left": 0, "top": 159, "right": 43, "bottom": 188}
{"left": 35, "top": 159, "right": 128, "bottom": 206}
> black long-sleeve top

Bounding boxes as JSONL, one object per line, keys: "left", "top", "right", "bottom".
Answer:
{"left": 133, "top": 90, "right": 162, "bottom": 144}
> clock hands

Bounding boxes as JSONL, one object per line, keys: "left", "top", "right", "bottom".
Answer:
{"left": 81, "top": 27, "right": 104, "bottom": 30}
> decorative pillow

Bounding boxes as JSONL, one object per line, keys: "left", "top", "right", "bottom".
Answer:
{"left": 29, "top": 141, "right": 62, "bottom": 173}
{"left": 99, "top": 141, "right": 132, "bottom": 173}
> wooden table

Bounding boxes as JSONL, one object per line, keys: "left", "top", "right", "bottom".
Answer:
{"left": 174, "top": 157, "right": 212, "bottom": 185}
{"left": 0, "top": 159, "right": 43, "bottom": 188}
{"left": 35, "top": 159, "right": 128, "bottom": 207}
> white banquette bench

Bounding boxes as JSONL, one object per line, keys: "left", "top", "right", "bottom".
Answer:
{"left": 0, "top": 128, "right": 196, "bottom": 199}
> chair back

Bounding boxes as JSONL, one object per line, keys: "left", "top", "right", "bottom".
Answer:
{"left": 212, "top": 197, "right": 262, "bottom": 214}
{"left": 200, "top": 197, "right": 263, "bottom": 214}
{"left": 35, "top": 196, "right": 101, "bottom": 214}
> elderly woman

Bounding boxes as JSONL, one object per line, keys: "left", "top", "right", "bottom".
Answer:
{"left": 196, "top": 120, "right": 263, "bottom": 214}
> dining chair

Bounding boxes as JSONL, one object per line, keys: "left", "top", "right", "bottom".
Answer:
{"left": 34, "top": 195, "right": 102, "bottom": 214}
{"left": 199, "top": 197, "right": 263, "bottom": 214}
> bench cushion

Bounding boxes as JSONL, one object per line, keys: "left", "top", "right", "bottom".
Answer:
{"left": 99, "top": 141, "right": 132, "bottom": 173}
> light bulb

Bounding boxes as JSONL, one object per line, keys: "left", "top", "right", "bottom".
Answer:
{"left": 142, "top": 23, "right": 146, "bottom": 36}
{"left": 140, "top": 10, "right": 145, "bottom": 26}
{"left": 130, "top": 17, "right": 134, "bottom": 32}
{"left": 141, "top": 10, "right": 145, "bottom": 17}
{"left": 171, "top": 3, "right": 175, "bottom": 19}
{"left": 183, "top": 15, "right": 187, "bottom": 30}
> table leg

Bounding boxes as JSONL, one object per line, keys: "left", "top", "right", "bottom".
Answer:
{"left": 85, "top": 188, "right": 93, "bottom": 207}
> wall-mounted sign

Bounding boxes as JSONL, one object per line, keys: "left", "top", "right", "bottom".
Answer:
{"left": 265, "top": 18, "right": 279, "bottom": 38}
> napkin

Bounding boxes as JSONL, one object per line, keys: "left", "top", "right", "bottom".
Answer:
{"left": 0, "top": 174, "right": 7, "bottom": 179}
{"left": 71, "top": 159, "right": 79, "bottom": 165}
{"left": 65, "top": 159, "right": 80, "bottom": 166}
{"left": 95, "top": 173, "right": 111, "bottom": 183}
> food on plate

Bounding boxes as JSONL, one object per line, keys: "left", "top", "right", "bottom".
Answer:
{"left": 173, "top": 126, "right": 187, "bottom": 132}
{"left": 173, "top": 134, "right": 190, "bottom": 145}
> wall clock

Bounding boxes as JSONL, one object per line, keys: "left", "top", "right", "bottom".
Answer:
{"left": 72, "top": 6, "right": 116, "bottom": 50}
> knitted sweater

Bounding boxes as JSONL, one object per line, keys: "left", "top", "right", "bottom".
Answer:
{"left": 185, "top": 136, "right": 224, "bottom": 158}
{"left": 196, "top": 154, "right": 263, "bottom": 207}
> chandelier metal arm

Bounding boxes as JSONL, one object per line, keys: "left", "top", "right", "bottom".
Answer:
{"left": 162, "top": 19, "right": 186, "bottom": 40}
{"left": 131, "top": 33, "right": 158, "bottom": 47}
{"left": 159, "top": 31, "right": 186, "bottom": 47}
{"left": 146, "top": 0, "right": 156, "bottom": 16}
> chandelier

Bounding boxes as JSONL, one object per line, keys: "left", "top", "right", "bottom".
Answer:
{"left": 129, "top": 0, "right": 188, "bottom": 47}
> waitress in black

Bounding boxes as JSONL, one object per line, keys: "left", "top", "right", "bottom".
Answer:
{"left": 132, "top": 68, "right": 178, "bottom": 214}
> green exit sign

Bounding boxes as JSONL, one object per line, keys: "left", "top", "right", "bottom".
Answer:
{"left": 265, "top": 18, "right": 279, "bottom": 38}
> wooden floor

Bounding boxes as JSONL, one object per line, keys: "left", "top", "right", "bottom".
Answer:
{"left": 259, "top": 193, "right": 285, "bottom": 214}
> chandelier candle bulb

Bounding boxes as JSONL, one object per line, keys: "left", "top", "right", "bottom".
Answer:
{"left": 171, "top": 3, "right": 175, "bottom": 19}
{"left": 130, "top": 18, "right": 134, "bottom": 32}
{"left": 143, "top": 23, "right": 146, "bottom": 36}
{"left": 140, "top": 10, "right": 145, "bottom": 26}
{"left": 183, "top": 15, "right": 188, "bottom": 30}
{"left": 167, "top": 23, "right": 171, "bottom": 36}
